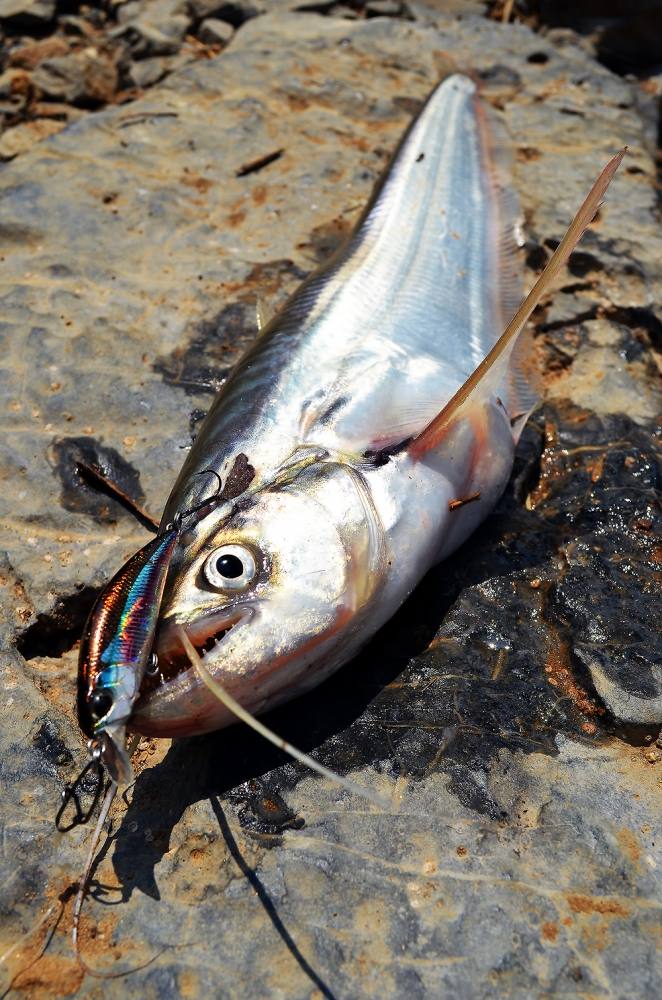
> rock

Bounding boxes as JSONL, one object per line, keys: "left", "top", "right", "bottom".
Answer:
{"left": 115, "top": 0, "right": 143, "bottom": 23}
{"left": 7, "top": 36, "right": 70, "bottom": 71}
{"left": 575, "top": 646, "right": 662, "bottom": 726}
{"left": 0, "top": 115, "right": 64, "bottom": 159}
{"left": 31, "top": 99, "right": 85, "bottom": 121}
{"left": 366, "top": 0, "right": 403, "bottom": 16}
{"left": 0, "top": 0, "right": 54, "bottom": 25}
{"left": 188, "top": 0, "right": 292, "bottom": 22}
{"left": 188, "top": 0, "right": 249, "bottom": 19}
{"left": 32, "top": 49, "right": 118, "bottom": 105}
{"left": 127, "top": 54, "right": 170, "bottom": 88}
{"left": 197, "top": 16, "right": 234, "bottom": 44}
{"left": 113, "top": 14, "right": 190, "bottom": 57}
{"left": 0, "top": 10, "right": 661, "bottom": 1000}
{"left": 58, "top": 15, "right": 98, "bottom": 38}
{"left": 0, "top": 66, "right": 32, "bottom": 99}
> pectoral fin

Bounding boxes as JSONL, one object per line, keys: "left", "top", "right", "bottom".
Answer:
{"left": 409, "top": 148, "right": 626, "bottom": 461}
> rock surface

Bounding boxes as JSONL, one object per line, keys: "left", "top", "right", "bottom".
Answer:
{"left": 0, "top": 6, "right": 661, "bottom": 1000}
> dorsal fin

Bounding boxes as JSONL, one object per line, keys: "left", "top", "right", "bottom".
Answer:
{"left": 409, "top": 148, "right": 626, "bottom": 461}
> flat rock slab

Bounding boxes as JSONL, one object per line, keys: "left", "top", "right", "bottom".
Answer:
{"left": 0, "top": 9, "right": 660, "bottom": 999}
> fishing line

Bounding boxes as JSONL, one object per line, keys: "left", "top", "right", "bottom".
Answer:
{"left": 71, "top": 736, "right": 167, "bottom": 979}
{"left": 177, "top": 626, "right": 390, "bottom": 811}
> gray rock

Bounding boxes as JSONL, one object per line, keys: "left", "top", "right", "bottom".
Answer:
{"left": 197, "top": 16, "right": 234, "bottom": 44}
{"left": 32, "top": 49, "right": 118, "bottom": 105}
{"left": 575, "top": 646, "right": 662, "bottom": 726}
{"left": 127, "top": 54, "right": 170, "bottom": 88}
{"left": 189, "top": 0, "right": 253, "bottom": 19}
{"left": 113, "top": 13, "right": 190, "bottom": 57}
{"left": 0, "top": 9, "right": 661, "bottom": 1000}
{"left": 0, "top": 117, "right": 64, "bottom": 159}
{"left": 58, "top": 14, "right": 98, "bottom": 38}
{"left": 366, "top": 0, "right": 403, "bottom": 16}
{"left": 115, "top": 0, "right": 143, "bottom": 23}
{"left": 0, "top": 0, "right": 54, "bottom": 23}
{"left": 189, "top": 0, "right": 300, "bottom": 21}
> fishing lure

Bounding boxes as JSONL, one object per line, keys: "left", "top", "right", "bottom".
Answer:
{"left": 76, "top": 525, "right": 181, "bottom": 785}
{"left": 73, "top": 468, "right": 238, "bottom": 789}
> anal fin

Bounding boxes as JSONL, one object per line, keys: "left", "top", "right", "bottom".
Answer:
{"left": 409, "top": 148, "right": 626, "bottom": 461}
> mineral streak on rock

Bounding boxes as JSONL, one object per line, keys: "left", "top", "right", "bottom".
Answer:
{"left": 0, "top": 7, "right": 661, "bottom": 1000}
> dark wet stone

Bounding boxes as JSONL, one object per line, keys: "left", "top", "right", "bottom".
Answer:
{"left": 52, "top": 436, "right": 149, "bottom": 524}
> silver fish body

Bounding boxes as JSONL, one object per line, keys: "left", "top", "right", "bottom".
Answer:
{"left": 133, "top": 74, "right": 526, "bottom": 737}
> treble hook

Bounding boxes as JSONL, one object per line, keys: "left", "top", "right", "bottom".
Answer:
{"left": 55, "top": 742, "right": 105, "bottom": 833}
{"left": 168, "top": 468, "right": 224, "bottom": 528}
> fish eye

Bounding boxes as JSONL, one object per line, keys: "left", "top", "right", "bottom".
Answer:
{"left": 90, "top": 688, "right": 114, "bottom": 721}
{"left": 204, "top": 544, "right": 257, "bottom": 591}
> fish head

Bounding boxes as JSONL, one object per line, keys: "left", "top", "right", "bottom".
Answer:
{"left": 132, "top": 461, "right": 386, "bottom": 737}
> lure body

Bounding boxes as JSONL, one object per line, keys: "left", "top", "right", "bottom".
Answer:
{"left": 128, "top": 73, "right": 532, "bottom": 737}
{"left": 77, "top": 526, "right": 180, "bottom": 781}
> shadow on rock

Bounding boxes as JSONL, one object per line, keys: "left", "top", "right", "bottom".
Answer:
{"left": 112, "top": 404, "right": 661, "bottom": 900}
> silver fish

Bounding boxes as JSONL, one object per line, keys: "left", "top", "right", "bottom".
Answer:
{"left": 131, "top": 74, "right": 622, "bottom": 738}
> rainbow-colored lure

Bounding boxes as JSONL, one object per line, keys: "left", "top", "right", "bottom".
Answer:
{"left": 77, "top": 526, "right": 180, "bottom": 784}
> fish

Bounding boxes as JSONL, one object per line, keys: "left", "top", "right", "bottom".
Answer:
{"left": 129, "top": 73, "right": 623, "bottom": 739}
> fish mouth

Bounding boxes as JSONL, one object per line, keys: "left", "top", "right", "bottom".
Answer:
{"left": 147, "top": 607, "right": 251, "bottom": 688}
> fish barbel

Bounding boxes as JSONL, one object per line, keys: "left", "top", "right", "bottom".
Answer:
{"left": 131, "top": 74, "right": 622, "bottom": 737}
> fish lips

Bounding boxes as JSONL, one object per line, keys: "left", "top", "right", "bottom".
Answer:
{"left": 153, "top": 605, "right": 254, "bottom": 678}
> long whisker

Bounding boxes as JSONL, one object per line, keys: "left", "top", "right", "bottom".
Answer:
{"left": 177, "top": 627, "right": 390, "bottom": 811}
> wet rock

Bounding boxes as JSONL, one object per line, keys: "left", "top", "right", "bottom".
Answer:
{"left": 197, "top": 16, "right": 234, "bottom": 44}
{"left": 32, "top": 49, "right": 118, "bottom": 106}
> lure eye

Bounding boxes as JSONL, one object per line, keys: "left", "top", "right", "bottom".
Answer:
{"left": 89, "top": 688, "right": 114, "bottom": 722}
{"left": 203, "top": 544, "right": 257, "bottom": 592}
